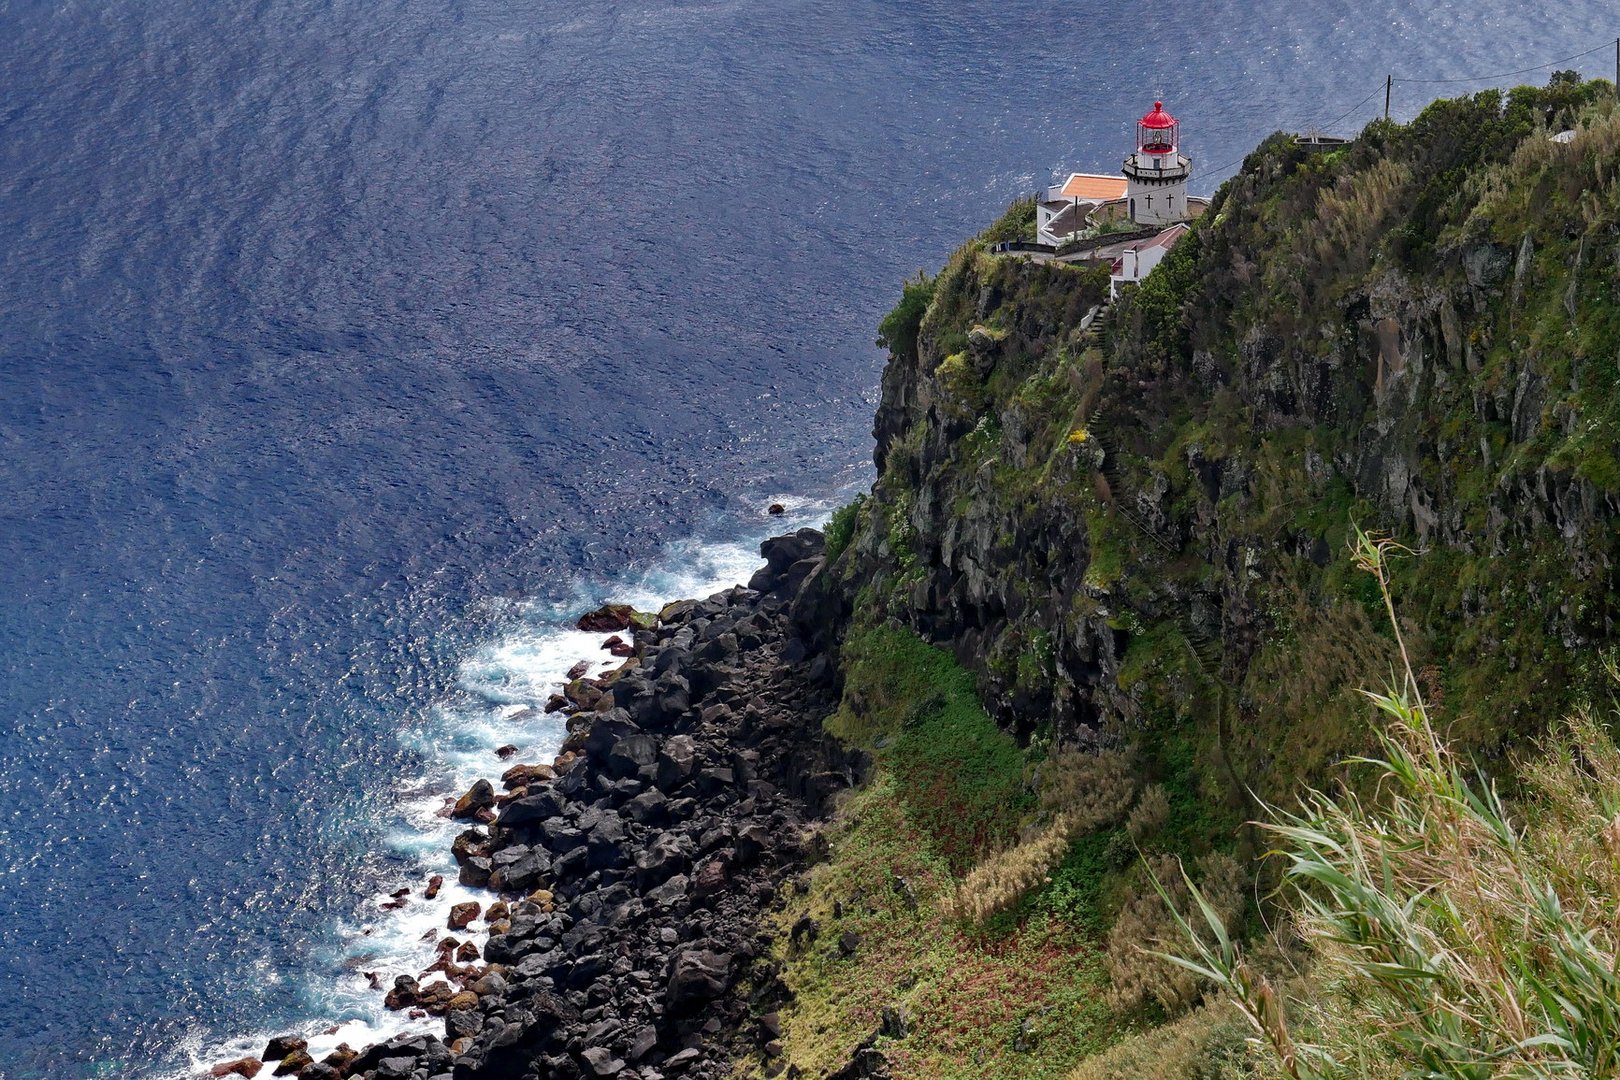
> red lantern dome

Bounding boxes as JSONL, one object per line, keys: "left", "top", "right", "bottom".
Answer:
{"left": 1137, "top": 101, "right": 1178, "bottom": 155}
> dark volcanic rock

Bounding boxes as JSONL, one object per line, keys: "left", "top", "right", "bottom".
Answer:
{"left": 269, "top": 1049, "right": 310, "bottom": 1075}
{"left": 501, "top": 762, "right": 555, "bottom": 789}
{"left": 654, "top": 735, "right": 697, "bottom": 793}
{"left": 580, "top": 1045, "right": 624, "bottom": 1076}
{"left": 335, "top": 535, "right": 855, "bottom": 1080}
{"left": 606, "top": 733, "right": 658, "bottom": 777}
{"left": 452, "top": 778, "right": 497, "bottom": 819}
{"left": 667, "top": 949, "right": 732, "bottom": 1007}
{"left": 576, "top": 603, "right": 635, "bottom": 632}
{"left": 262, "top": 1034, "right": 306, "bottom": 1063}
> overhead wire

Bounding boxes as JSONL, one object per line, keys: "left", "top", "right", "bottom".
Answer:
{"left": 1392, "top": 40, "right": 1613, "bottom": 85}
{"left": 1195, "top": 34, "right": 1617, "bottom": 187}
{"left": 1196, "top": 81, "right": 1387, "bottom": 185}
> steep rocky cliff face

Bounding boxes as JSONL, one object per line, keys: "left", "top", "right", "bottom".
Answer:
{"left": 830, "top": 79, "right": 1620, "bottom": 804}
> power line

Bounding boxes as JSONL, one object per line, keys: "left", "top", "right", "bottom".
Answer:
{"left": 1299, "top": 84, "right": 1388, "bottom": 135}
{"left": 1196, "top": 34, "right": 1617, "bottom": 187}
{"left": 1392, "top": 40, "right": 1613, "bottom": 85}
{"left": 1197, "top": 79, "right": 1387, "bottom": 184}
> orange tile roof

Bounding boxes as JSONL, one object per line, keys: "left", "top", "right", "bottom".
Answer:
{"left": 1059, "top": 173, "right": 1128, "bottom": 201}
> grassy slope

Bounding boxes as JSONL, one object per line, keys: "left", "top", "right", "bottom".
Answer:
{"left": 737, "top": 627, "right": 1130, "bottom": 1079}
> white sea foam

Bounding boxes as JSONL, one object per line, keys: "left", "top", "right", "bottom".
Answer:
{"left": 182, "top": 496, "right": 845, "bottom": 1077}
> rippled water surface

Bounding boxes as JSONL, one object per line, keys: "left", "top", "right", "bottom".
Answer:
{"left": 0, "top": 1, "right": 1610, "bottom": 1074}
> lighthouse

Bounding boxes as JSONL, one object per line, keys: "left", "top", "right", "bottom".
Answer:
{"left": 1123, "top": 101, "right": 1191, "bottom": 226}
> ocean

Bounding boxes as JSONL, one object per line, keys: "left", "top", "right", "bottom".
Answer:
{"left": 0, "top": 1, "right": 1609, "bottom": 1074}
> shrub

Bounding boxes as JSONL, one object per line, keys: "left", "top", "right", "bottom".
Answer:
{"left": 876, "top": 271, "right": 936, "bottom": 363}
{"left": 1126, "top": 783, "right": 1171, "bottom": 843}
{"left": 1108, "top": 853, "right": 1244, "bottom": 1015}
{"left": 829, "top": 626, "right": 1031, "bottom": 872}
{"left": 1065, "top": 1000, "right": 1256, "bottom": 1080}
{"left": 942, "top": 811, "right": 1078, "bottom": 924}
{"left": 1166, "top": 530, "right": 1620, "bottom": 1078}
{"left": 1039, "top": 747, "right": 1138, "bottom": 821}
{"left": 943, "top": 749, "right": 1138, "bottom": 925}
{"left": 980, "top": 195, "right": 1037, "bottom": 244}
{"left": 823, "top": 494, "right": 865, "bottom": 562}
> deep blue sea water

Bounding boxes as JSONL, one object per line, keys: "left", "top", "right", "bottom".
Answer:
{"left": 0, "top": 1, "right": 1611, "bottom": 1075}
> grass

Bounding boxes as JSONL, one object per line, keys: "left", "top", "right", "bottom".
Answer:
{"left": 1065, "top": 1001, "right": 1256, "bottom": 1080}
{"left": 829, "top": 624, "right": 1031, "bottom": 872}
{"left": 799, "top": 79, "right": 1620, "bottom": 1078}
{"left": 1165, "top": 531, "right": 1620, "bottom": 1078}
{"left": 757, "top": 772, "right": 1129, "bottom": 1080}
{"left": 824, "top": 493, "right": 866, "bottom": 562}
{"left": 755, "top": 626, "right": 1145, "bottom": 1078}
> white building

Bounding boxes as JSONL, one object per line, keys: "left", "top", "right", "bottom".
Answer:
{"left": 1122, "top": 101, "right": 1192, "bottom": 226}
{"left": 1108, "top": 222, "right": 1189, "bottom": 298}
{"left": 1035, "top": 172, "right": 1129, "bottom": 247}
{"left": 1034, "top": 100, "right": 1200, "bottom": 248}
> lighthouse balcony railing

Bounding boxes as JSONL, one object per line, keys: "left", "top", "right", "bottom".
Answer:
{"left": 1124, "top": 153, "right": 1191, "bottom": 177}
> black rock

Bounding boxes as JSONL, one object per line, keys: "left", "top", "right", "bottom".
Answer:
{"left": 635, "top": 833, "right": 692, "bottom": 888}
{"left": 580, "top": 1045, "right": 624, "bottom": 1076}
{"left": 624, "top": 787, "right": 670, "bottom": 824}
{"left": 262, "top": 1035, "right": 306, "bottom": 1062}
{"left": 490, "top": 845, "right": 552, "bottom": 892}
{"left": 607, "top": 733, "right": 659, "bottom": 777}
{"left": 457, "top": 856, "right": 492, "bottom": 888}
{"left": 667, "top": 949, "right": 732, "bottom": 1006}
{"left": 553, "top": 845, "right": 590, "bottom": 881}
{"left": 655, "top": 736, "right": 698, "bottom": 793}
{"left": 499, "top": 788, "right": 566, "bottom": 829}
{"left": 541, "top": 818, "right": 587, "bottom": 853}
{"left": 584, "top": 710, "right": 642, "bottom": 761}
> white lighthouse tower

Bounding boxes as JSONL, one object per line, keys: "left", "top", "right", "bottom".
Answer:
{"left": 1123, "top": 101, "right": 1192, "bottom": 226}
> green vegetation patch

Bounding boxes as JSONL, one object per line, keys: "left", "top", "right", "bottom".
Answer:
{"left": 829, "top": 624, "right": 1031, "bottom": 872}
{"left": 758, "top": 771, "right": 1129, "bottom": 1080}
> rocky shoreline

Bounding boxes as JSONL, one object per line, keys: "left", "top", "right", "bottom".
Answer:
{"left": 219, "top": 528, "right": 862, "bottom": 1080}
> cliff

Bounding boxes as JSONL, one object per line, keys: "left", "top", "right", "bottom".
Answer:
{"left": 837, "top": 77, "right": 1620, "bottom": 783}
{"left": 762, "top": 77, "right": 1620, "bottom": 1077}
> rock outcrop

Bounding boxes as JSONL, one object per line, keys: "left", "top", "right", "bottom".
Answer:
{"left": 314, "top": 531, "right": 862, "bottom": 1080}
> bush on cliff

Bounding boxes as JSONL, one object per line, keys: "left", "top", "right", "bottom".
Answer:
{"left": 941, "top": 749, "right": 1137, "bottom": 925}
{"left": 823, "top": 493, "right": 866, "bottom": 562}
{"left": 876, "top": 271, "right": 936, "bottom": 365}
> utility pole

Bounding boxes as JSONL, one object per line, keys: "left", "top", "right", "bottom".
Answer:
{"left": 1385, "top": 74, "right": 1392, "bottom": 121}
{"left": 1614, "top": 38, "right": 1618, "bottom": 99}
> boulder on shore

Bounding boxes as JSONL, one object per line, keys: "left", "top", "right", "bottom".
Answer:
{"left": 500, "top": 762, "right": 555, "bottom": 790}
{"left": 262, "top": 1035, "right": 306, "bottom": 1062}
{"left": 270, "top": 1050, "right": 311, "bottom": 1076}
{"left": 321, "top": 534, "right": 855, "bottom": 1080}
{"left": 576, "top": 604, "right": 635, "bottom": 632}
{"left": 452, "top": 779, "right": 496, "bottom": 819}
